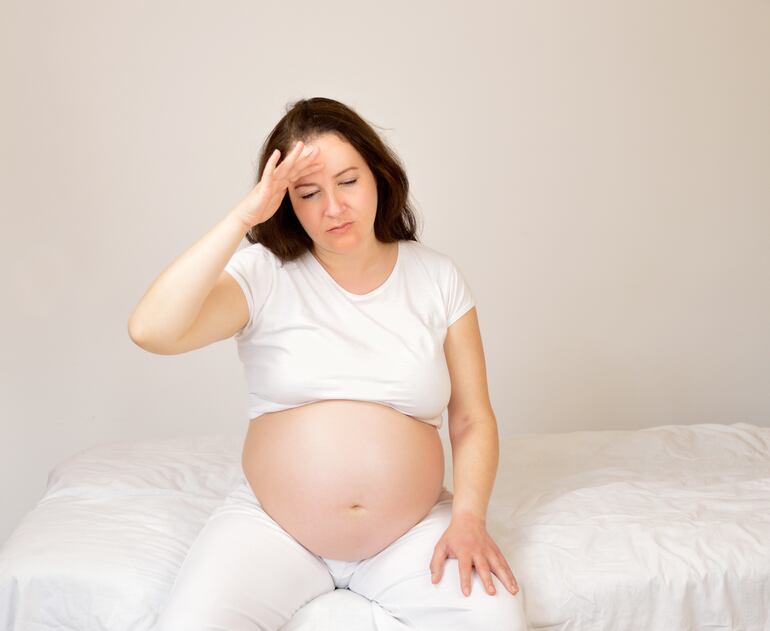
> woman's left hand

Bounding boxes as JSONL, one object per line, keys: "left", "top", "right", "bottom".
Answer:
{"left": 429, "top": 512, "right": 520, "bottom": 597}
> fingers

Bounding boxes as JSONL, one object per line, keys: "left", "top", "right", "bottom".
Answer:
{"left": 486, "top": 554, "right": 519, "bottom": 596}
{"left": 263, "top": 147, "right": 282, "bottom": 179}
{"left": 459, "top": 556, "right": 474, "bottom": 596}
{"left": 274, "top": 141, "right": 318, "bottom": 182}
{"left": 432, "top": 544, "right": 520, "bottom": 598}
{"left": 270, "top": 141, "right": 302, "bottom": 181}
{"left": 429, "top": 543, "right": 445, "bottom": 585}
{"left": 459, "top": 553, "right": 520, "bottom": 597}
{"left": 292, "top": 143, "right": 321, "bottom": 181}
{"left": 475, "top": 556, "right": 496, "bottom": 595}
{"left": 491, "top": 553, "right": 520, "bottom": 595}
{"left": 294, "top": 159, "right": 325, "bottom": 180}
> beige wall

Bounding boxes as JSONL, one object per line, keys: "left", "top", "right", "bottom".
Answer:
{"left": 2, "top": 0, "right": 768, "bottom": 544}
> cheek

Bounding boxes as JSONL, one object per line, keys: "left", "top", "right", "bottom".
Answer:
{"left": 290, "top": 194, "right": 306, "bottom": 211}
{"left": 352, "top": 186, "right": 374, "bottom": 208}
{"left": 296, "top": 210, "right": 323, "bottom": 231}
{"left": 291, "top": 206, "right": 312, "bottom": 227}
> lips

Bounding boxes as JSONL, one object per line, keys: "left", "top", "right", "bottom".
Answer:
{"left": 328, "top": 222, "right": 352, "bottom": 231}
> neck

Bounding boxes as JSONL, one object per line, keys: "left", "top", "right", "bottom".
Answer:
{"left": 312, "top": 239, "right": 392, "bottom": 277}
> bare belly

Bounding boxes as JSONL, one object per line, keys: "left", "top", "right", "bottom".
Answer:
{"left": 241, "top": 399, "right": 452, "bottom": 561}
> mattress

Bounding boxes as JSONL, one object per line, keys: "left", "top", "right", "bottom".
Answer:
{"left": 1, "top": 422, "right": 768, "bottom": 630}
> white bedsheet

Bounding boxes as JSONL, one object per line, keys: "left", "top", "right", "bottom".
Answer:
{"left": 1, "top": 422, "right": 768, "bottom": 630}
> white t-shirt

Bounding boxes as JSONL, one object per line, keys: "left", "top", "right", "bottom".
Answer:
{"left": 223, "top": 239, "right": 475, "bottom": 429}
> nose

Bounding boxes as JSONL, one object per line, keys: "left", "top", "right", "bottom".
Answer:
{"left": 324, "top": 187, "right": 346, "bottom": 217}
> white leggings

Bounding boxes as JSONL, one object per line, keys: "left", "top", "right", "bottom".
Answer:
{"left": 155, "top": 474, "right": 527, "bottom": 631}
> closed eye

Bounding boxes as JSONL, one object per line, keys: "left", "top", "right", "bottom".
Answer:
{"left": 301, "top": 179, "right": 357, "bottom": 200}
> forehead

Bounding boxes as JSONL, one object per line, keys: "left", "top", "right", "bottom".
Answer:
{"left": 304, "top": 131, "right": 356, "bottom": 156}
{"left": 293, "top": 133, "right": 364, "bottom": 183}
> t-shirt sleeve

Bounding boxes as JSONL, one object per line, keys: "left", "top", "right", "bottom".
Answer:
{"left": 223, "top": 244, "right": 274, "bottom": 338}
{"left": 441, "top": 254, "right": 476, "bottom": 327}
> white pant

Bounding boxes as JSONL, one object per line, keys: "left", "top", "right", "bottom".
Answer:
{"left": 155, "top": 474, "right": 527, "bottom": 631}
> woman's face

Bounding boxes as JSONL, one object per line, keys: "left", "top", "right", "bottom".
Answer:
{"left": 287, "top": 132, "right": 379, "bottom": 254}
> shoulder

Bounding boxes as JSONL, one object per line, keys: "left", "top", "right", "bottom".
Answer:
{"left": 240, "top": 242, "right": 274, "bottom": 259}
{"left": 402, "top": 240, "right": 474, "bottom": 326}
{"left": 228, "top": 242, "right": 281, "bottom": 268}
{"left": 401, "top": 239, "right": 459, "bottom": 276}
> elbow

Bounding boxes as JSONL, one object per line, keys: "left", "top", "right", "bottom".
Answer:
{"left": 127, "top": 319, "right": 160, "bottom": 354}
{"left": 127, "top": 317, "right": 147, "bottom": 347}
{"left": 127, "top": 319, "right": 184, "bottom": 356}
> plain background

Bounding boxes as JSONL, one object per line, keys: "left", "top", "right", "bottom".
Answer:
{"left": 1, "top": 0, "right": 768, "bottom": 545}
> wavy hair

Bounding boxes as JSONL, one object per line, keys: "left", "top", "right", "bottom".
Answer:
{"left": 243, "top": 97, "right": 420, "bottom": 263}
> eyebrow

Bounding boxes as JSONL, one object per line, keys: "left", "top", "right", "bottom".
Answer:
{"left": 294, "top": 166, "right": 359, "bottom": 189}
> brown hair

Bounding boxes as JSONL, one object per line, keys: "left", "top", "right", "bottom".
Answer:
{"left": 243, "top": 97, "right": 421, "bottom": 264}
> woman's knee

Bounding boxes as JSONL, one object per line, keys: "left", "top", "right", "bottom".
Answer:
{"left": 464, "top": 576, "right": 527, "bottom": 631}
{"left": 156, "top": 509, "right": 335, "bottom": 630}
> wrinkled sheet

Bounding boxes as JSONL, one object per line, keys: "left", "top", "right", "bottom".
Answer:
{"left": 1, "top": 422, "right": 768, "bottom": 630}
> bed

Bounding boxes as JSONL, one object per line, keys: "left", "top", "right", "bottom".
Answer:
{"left": 1, "top": 421, "right": 768, "bottom": 630}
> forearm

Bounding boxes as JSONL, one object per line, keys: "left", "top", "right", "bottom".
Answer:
{"left": 128, "top": 210, "right": 250, "bottom": 345}
{"left": 449, "top": 418, "right": 499, "bottom": 523}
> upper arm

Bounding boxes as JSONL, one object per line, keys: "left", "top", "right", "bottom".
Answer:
{"left": 137, "top": 270, "right": 250, "bottom": 355}
{"left": 444, "top": 306, "right": 496, "bottom": 437}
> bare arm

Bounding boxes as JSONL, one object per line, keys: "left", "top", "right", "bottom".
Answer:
{"left": 127, "top": 209, "right": 250, "bottom": 347}
{"left": 128, "top": 139, "right": 324, "bottom": 352}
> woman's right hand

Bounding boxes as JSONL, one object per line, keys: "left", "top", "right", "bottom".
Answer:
{"left": 231, "top": 140, "right": 324, "bottom": 229}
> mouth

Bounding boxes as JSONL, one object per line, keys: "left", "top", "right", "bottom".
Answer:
{"left": 328, "top": 221, "right": 353, "bottom": 232}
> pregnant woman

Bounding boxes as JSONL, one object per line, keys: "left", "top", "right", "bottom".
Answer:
{"left": 129, "top": 97, "right": 524, "bottom": 630}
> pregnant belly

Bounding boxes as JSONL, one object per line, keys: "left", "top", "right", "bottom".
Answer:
{"left": 241, "top": 399, "right": 452, "bottom": 562}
